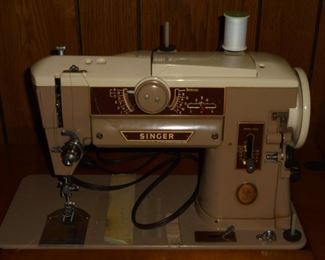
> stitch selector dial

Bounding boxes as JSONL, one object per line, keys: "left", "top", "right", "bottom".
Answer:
{"left": 135, "top": 78, "right": 171, "bottom": 114}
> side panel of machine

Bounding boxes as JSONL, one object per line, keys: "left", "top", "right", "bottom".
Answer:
{"left": 36, "top": 86, "right": 91, "bottom": 175}
{"left": 197, "top": 87, "right": 297, "bottom": 229}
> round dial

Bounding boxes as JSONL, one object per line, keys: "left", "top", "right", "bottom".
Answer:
{"left": 134, "top": 78, "right": 170, "bottom": 114}
{"left": 236, "top": 183, "right": 258, "bottom": 205}
{"left": 287, "top": 68, "right": 311, "bottom": 149}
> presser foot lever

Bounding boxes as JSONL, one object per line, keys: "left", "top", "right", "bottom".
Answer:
{"left": 58, "top": 176, "right": 79, "bottom": 222}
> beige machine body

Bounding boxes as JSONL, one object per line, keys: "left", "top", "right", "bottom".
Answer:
{"left": 31, "top": 50, "right": 310, "bottom": 246}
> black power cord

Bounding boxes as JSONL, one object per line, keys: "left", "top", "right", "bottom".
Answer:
{"left": 96, "top": 149, "right": 158, "bottom": 164}
{"left": 74, "top": 149, "right": 200, "bottom": 230}
{"left": 131, "top": 153, "right": 201, "bottom": 229}
{"left": 71, "top": 155, "right": 176, "bottom": 191}
{"left": 95, "top": 151, "right": 161, "bottom": 175}
{"left": 80, "top": 149, "right": 161, "bottom": 175}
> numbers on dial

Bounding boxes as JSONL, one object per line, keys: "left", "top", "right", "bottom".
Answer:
{"left": 187, "top": 96, "right": 217, "bottom": 114}
{"left": 169, "top": 89, "right": 189, "bottom": 114}
{"left": 109, "top": 88, "right": 135, "bottom": 114}
{"left": 102, "top": 87, "right": 222, "bottom": 115}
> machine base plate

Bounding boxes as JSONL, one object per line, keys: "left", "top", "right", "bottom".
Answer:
{"left": 0, "top": 175, "right": 306, "bottom": 249}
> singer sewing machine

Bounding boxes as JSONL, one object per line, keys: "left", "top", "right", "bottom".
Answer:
{"left": 29, "top": 47, "right": 310, "bottom": 248}
{"left": 0, "top": 13, "right": 311, "bottom": 249}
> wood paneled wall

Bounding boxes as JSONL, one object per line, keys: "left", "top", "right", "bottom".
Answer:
{"left": 0, "top": 0, "right": 324, "bottom": 151}
{"left": 0, "top": 0, "right": 80, "bottom": 144}
{"left": 80, "top": 0, "right": 138, "bottom": 55}
{"left": 258, "top": 0, "right": 319, "bottom": 74}
{"left": 311, "top": 2, "right": 325, "bottom": 152}
{"left": 139, "top": 0, "right": 258, "bottom": 51}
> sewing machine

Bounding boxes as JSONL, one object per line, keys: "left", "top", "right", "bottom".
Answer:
{"left": 28, "top": 14, "right": 311, "bottom": 249}
{"left": 30, "top": 50, "right": 310, "bottom": 247}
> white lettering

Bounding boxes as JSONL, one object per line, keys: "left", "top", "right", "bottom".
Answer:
{"left": 138, "top": 132, "right": 176, "bottom": 140}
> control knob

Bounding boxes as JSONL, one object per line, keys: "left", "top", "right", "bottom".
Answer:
{"left": 134, "top": 78, "right": 170, "bottom": 114}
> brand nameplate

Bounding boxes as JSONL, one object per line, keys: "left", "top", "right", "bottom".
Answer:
{"left": 120, "top": 131, "right": 193, "bottom": 143}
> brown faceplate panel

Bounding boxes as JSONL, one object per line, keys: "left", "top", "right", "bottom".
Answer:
{"left": 91, "top": 87, "right": 224, "bottom": 115}
{"left": 120, "top": 131, "right": 193, "bottom": 143}
{"left": 236, "top": 123, "right": 264, "bottom": 170}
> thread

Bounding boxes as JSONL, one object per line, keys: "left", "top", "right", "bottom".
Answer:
{"left": 222, "top": 11, "right": 249, "bottom": 52}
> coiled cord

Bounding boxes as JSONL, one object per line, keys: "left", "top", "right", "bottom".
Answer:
{"left": 73, "top": 149, "right": 200, "bottom": 229}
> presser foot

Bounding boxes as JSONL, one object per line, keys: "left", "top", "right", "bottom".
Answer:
{"left": 62, "top": 201, "right": 76, "bottom": 223}
{"left": 39, "top": 177, "right": 90, "bottom": 245}
{"left": 39, "top": 207, "right": 90, "bottom": 245}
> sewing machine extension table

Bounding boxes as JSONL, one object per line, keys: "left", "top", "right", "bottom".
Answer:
{"left": 0, "top": 144, "right": 320, "bottom": 259}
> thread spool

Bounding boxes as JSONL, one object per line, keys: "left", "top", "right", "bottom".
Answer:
{"left": 159, "top": 21, "right": 176, "bottom": 52}
{"left": 222, "top": 11, "right": 249, "bottom": 52}
{"left": 164, "top": 21, "right": 170, "bottom": 48}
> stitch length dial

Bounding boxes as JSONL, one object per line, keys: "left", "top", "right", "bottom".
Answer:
{"left": 169, "top": 89, "right": 189, "bottom": 114}
{"left": 187, "top": 96, "right": 217, "bottom": 114}
{"left": 135, "top": 79, "right": 171, "bottom": 114}
{"left": 109, "top": 88, "right": 135, "bottom": 114}
{"left": 90, "top": 87, "right": 223, "bottom": 115}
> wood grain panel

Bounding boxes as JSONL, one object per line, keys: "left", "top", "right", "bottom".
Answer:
{"left": 0, "top": 249, "right": 314, "bottom": 260}
{"left": 140, "top": 0, "right": 259, "bottom": 51}
{"left": 0, "top": 0, "right": 80, "bottom": 144}
{"left": 311, "top": 3, "right": 325, "bottom": 154}
{"left": 0, "top": 95, "right": 5, "bottom": 144}
{"left": 79, "top": 0, "right": 138, "bottom": 55}
{"left": 258, "top": 0, "right": 319, "bottom": 73}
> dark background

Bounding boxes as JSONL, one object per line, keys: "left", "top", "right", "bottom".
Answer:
{"left": 0, "top": 0, "right": 324, "bottom": 149}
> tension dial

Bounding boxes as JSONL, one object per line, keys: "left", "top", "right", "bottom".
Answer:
{"left": 134, "top": 78, "right": 171, "bottom": 114}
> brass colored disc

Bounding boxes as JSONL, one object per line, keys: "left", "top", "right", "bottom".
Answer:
{"left": 236, "top": 183, "right": 258, "bottom": 205}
